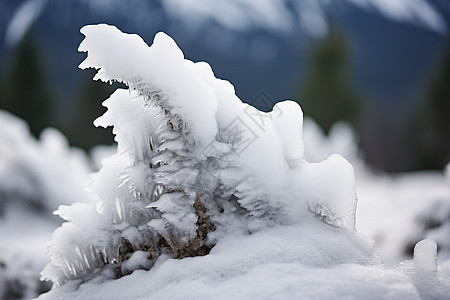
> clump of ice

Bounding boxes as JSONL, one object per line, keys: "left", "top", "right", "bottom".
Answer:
{"left": 414, "top": 239, "right": 438, "bottom": 271}
{"left": 39, "top": 24, "right": 450, "bottom": 299}
{"left": 398, "top": 239, "right": 450, "bottom": 299}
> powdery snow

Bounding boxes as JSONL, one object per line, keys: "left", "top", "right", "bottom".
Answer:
{"left": 39, "top": 224, "right": 421, "bottom": 300}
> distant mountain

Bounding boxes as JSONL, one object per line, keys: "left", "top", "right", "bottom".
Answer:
{"left": 0, "top": 0, "right": 447, "bottom": 103}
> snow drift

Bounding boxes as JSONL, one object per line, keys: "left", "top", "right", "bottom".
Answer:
{"left": 0, "top": 110, "right": 96, "bottom": 299}
{"left": 39, "top": 24, "right": 450, "bottom": 299}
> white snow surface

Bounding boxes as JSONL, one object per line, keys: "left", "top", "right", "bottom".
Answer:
{"left": 39, "top": 223, "right": 416, "bottom": 300}
{"left": 40, "top": 222, "right": 450, "bottom": 300}
{"left": 37, "top": 25, "right": 450, "bottom": 299}
{"left": 0, "top": 205, "right": 54, "bottom": 299}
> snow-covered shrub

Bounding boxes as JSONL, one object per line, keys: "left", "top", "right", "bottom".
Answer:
{"left": 40, "top": 24, "right": 450, "bottom": 299}
{"left": 0, "top": 110, "right": 93, "bottom": 215}
{"left": 41, "top": 24, "right": 357, "bottom": 285}
{"left": 0, "top": 111, "right": 96, "bottom": 299}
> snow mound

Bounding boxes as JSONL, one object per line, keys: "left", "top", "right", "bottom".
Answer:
{"left": 39, "top": 24, "right": 450, "bottom": 299}
{"left": 301, "top": 118, "right": 450, "bottom": 275}
{"left": 0, "top": 110, "right": 93, "bottom": 215}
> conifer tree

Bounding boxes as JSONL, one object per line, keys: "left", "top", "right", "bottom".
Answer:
{"left": 297, "top": 26, "right": 362, "bottom": 134}
{"left": 0, "top": 31, "right": 56, "bottom": 137}
{"left": 64, "top": 69, "right": 115, "bottom": 149}
{"left": 413, "top": 38, "right": 450, "bottom": 169}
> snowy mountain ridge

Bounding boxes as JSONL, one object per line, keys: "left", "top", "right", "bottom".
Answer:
{"left": 5, "top": 0, "right": 447, "bottom": 47}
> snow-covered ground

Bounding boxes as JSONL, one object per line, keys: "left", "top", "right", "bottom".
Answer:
{"left": 1, "top": 111, "right": 449, "bottom": 299}
{"left": 36, "top": 223, "right": 443, "bottom": 300}
{"left": 0, "top": 204, "right": 54, "bottom": 299}
{"left": 302, "top": 119, "right": 450, "bottom": 274}
{"left": 0, "top": 24, "right": 449, "bottom": 299}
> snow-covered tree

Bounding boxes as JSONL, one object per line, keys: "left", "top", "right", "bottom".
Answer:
{"left": 41, "top": 24, "right": 357, "bottom": 286}
{"left": 40, "top": 24, "right": 450, "bottom": 299}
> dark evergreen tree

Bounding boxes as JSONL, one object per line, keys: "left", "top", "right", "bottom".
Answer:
{"left": 297, "top": 26, "right": 362, "bottom": 134}
{"left": 0, "top": 31, "right": 56, "bottom": 137}
{"left": 64, "top": 70, "right": 116, "bottom": 149}
{"left": 413, "top": 38, "right": 450, "bottom": 170}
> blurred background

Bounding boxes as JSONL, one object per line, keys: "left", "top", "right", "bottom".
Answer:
{"left": 0, "top": 0, "right": 449, "bottom": 172}
{"left": 1, "top": 1, "right": 450, "bottom": 299}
